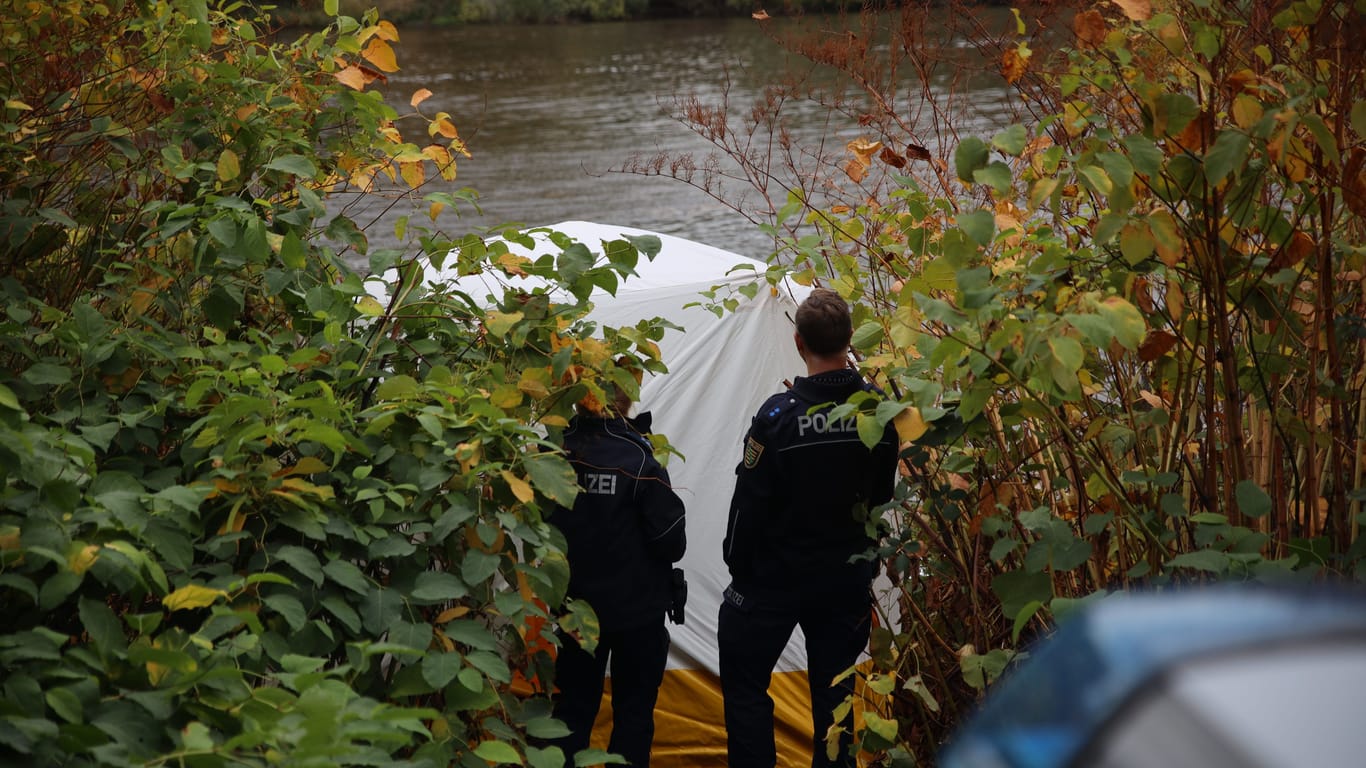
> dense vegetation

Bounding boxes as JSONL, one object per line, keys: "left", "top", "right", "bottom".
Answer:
{"left": 641, "top": 0, "right": 1365, "bottom": 760}
{"left": 0, "top": 1, "right": 670, "bottom": 764}
{"left": 5, "top": 0, "right": 1364, "bottom": 766}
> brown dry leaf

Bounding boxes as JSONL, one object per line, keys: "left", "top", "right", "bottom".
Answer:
{"left": 361, "top": 38, "right": 399, "bottom": 73}
{"left": 1001, "top": 45, "right": 1030, "bottom": 84}
{"left": 752, "top": 9, "right": 770, "bottom": 20}
{"left": 905, "top": 143, "right": 931, "bottom": 161}
{"left": 845, "top": 158, "right": 868, "bottom": 183}
{"left": 1175, "top": 110, "right": 1211, "bottom": 153}
{"left": 879, "top": 146, "right": 906, "bottom": 169}
{"left": 1139, "top": 389, "right": 1168, "bottom": 409}
{"left": 1074, "top": 9, "right": 1108, "bottom": 48}
{"left": 410, "top": 88, "right": 433, "bottom": 108}
{"left": 1271, "top": 230, "right": 1315, "bottom": 269}
{"left": 1111, "top": 0, "right": 1151, "bottom": 21}
{"left": 1138, "top": 330, "right": 1178, "bottom": 361}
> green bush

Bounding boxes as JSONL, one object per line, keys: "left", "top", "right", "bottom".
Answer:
{"left": 0, "top": 1, "right": 669, "bottom": 764}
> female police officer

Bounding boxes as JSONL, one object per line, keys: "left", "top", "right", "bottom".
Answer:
{"left": 548, "top": 375, "right": 686, "bottom": 767}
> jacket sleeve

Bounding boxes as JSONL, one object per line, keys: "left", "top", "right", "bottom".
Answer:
{"left": 723, "top": 411, "right": 780, "bottom": 575}
{"left": 639, "top": 462, "right": 686, "bottom": 563}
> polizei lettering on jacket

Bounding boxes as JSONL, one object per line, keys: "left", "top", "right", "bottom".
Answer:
{"left": 796, "top": 412, "right": 858, "bottom": 436}
{"left": 583, "top": 473, "right": 618, "bottom": 495}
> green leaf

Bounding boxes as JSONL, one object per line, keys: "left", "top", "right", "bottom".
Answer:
{"left": 0, "top": 382, "right": 20, "bottom": 411}
{"left": 972, "top": 162, "right": 1012, "bottom": 196}
{"left": 1168, "top": 549, "right": 1229, "bottom": 573}
{"left": 163, "top": 584, "right": 227, "bottom": 611}
{"left": 862, "top": 711, "right": 899, "bottom": 746}
{"left": 473, "top": 740, "right": 523, "bottom": 765}
{"left": 856, "top": 413, "right": 883, "bottom": 450}
{"left": 421, "top": 652, "right": 463, "bottom": 689}
{"left": 79, "top": 596, "right": 127, "bottom": 658}
{"left": 991, "top": 569, "right": 1051, "bottom": 621}
{"left": 1235, "top": 479, "right": 1273, "bottom": 518}
{"left": 526, "top": 717, "right": 571, "bottom": 739}
{"left": 22, "top": 362, "right": 71, "bottom": 387}
{"left": 323, "top": 559, "right": 369, "bottom": 594}
{"left": 461, "top": 549, "right": 501, "bottom": 585}
{"left": 265, "top": 154, "right": 318, "bottom": 178}
{"left": 275, "top": 545, "right": 324, "bottom": 586}
{"left": 45, "top": 687, "right": 84, "bottom": 724}
{"left": 1122, "top": 134, "right": 1164, "bottom": 177}
{"left": 850, "top": 321, "right": 884, "bottom": 352}
{"left": 1204, "top": 130, "right": 1251, "bottom": 185}
{"left": 524, "top": 453, "right": 579, "bottom": 508}
{"left": 1352, "top": 100, "right": 1366, "bottom": 140}
{"left": 1012, "top": 599, "right": 1043, "bottom": 642}
{"left": 412, "top": 570, "right": 468, "bottom": 602}
{"left": 466, "top": 649, "right": 512, "bottom": 683}
{"left": 1095, "top": 296, "right": 1146, "bottom": 350}
{"left": 991, "top": 124, "right": 1028, "bottom": 156}
{"left": 263, "top": 593, "right": 308, "bottom": 631}
{"left": 953, "top": 137, "right": 989, "bottom": 182}
{"left": 957, "top": 210, "right": 995, "bottom": 246}
{"left": 574, "top": 749, "right": 628, "bottom": 766}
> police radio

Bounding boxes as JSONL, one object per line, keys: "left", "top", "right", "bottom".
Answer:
{"left": 668, "top": 567, "right": 688, "bottom": 625}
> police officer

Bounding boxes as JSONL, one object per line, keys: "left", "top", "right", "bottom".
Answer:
{"left": 719, "top": 288, "right": 899, "bottom": 768}
{"left": 548, "top": 378, "right": 686, "bottom": 767}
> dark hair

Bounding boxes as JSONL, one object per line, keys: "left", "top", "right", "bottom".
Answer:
{"left": 795, "top": 288, "right": 852, "bottom": 356}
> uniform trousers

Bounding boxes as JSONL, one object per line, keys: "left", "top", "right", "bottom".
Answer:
{"left": 550, "top": 620, "right": 671, "bottom": 767}
{"left": 718, "top": 587, "right": 872, "bottom": 768}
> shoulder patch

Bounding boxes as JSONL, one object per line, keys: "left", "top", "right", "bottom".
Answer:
{"left": 743, "top": 435, "right": 765, "bottom": 469}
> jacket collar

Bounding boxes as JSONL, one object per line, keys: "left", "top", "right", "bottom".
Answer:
{"left": 791, "top": 368, "right": 863, "bottom": 404}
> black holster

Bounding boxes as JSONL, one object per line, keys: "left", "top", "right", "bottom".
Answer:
{"left": 668, "top": 567, "right": 687, "bottom": 625}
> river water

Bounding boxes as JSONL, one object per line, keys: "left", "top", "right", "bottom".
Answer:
{"left": 345, "top": 12, "right": 1012, "bottom": 268}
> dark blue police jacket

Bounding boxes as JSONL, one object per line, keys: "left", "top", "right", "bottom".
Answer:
{"left": 551, "top": 412, "right": 686, "bottom": 631}
{"left": 723, "top": 369, "right": 899, "bottom": 608}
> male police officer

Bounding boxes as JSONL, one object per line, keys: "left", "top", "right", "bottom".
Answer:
{"left": 548, "top": 380, "right": 686, "bottom": 767}
{"left": 719, "top": 288, "right": 899, "bottom": 768}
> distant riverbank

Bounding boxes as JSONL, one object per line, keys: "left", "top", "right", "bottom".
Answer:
{"left": 272, "top": 0, "right": 856, "bottom": 27}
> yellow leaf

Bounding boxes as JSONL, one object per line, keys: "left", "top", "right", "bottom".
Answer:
{"left": 490, "top": 384, "right": 523, "bottom": 410}
{"left": 284, "top": 456, "right": 330, "bottom": 476}
{"left": 375, "top": 20, "right": 399, "bottom": 41}
{"left": 361, "top": 38, "right": 399, "bottom": 73}
{"left": 279, "top": 477, "right": 335, "bottom": 500}
{"left": 846, "top": 137, "right": 882, "bottom": 168}
{"left": 540, "top": 414, "right": 570, "bottom": 428}
{"left": 356, "top": 295, "right": 386, "bottom": 316}
{"left": 432, "top": 114, "right": 460, "bottom": 139}
{"left": 164, "top": 584, "right": 228, "bottom": 612}
{"left": 411, "top": 88, "right": 433, "bottom": 107}
{"left": 893, "top": 406, "right": 929, "bottom": 442}
{"left": 423, "top": 144, "right": 458, "bottom": 181}
{"left": 5, "top": 99, "right": 33, "bottom": 111}
{"left": 216, "top": 149, "right": 240, "bottom": 182}
{"left": 1111, "top": 0, "right": 1151, "bottom": 21}
{"left": 496, "top": 252, "right": 531, "bottom": 276}
{"left": 502, "top": 470, "right": 535, "bottom": 504}
{"left": 334, "top": 65, "right": 368, "bottom": 91}
{"left": 429, "top": 200, "right": 446, "bottom": 221}
{"left": 399, "top": 160, "right": 424, "bottom": 189}
{"left": 69, "top": 544, "right": 100, "bottom": 574}
{"left": 435, "top": 605, "right": 471, "bottom": 623}
{"left": 1231, "top": 94, "right": 1263, "bottom": 130}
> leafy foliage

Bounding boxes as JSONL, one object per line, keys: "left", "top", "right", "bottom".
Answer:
{"left": 656, "top": 0, "right": 1366, "bottom": 763}
{"left": 0, "top": 1, "right": 669, "bottom": 765}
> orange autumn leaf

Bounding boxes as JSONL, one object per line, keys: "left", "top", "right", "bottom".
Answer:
{"left": 334, "top": 65, "right": 369, "bottom": 91}
{"left": 361, "top": 38, "right": 398, "bottom": 73}
{"left": 411, "top": 87, "right": 433, "bottom": 107}
{"left": 1001, "top": 45, "right": 1030, "bottom": 84}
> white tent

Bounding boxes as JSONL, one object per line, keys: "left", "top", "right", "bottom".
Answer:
{"left": 370, "top": 220, "right": 854, "bottom": 765}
